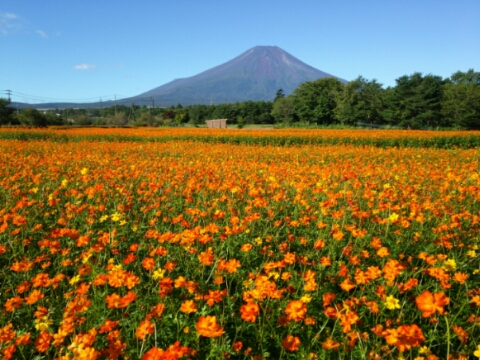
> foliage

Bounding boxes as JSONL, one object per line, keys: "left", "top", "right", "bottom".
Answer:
{"left": 20, "top": 108, "right": 48, "bottom": 127}
{"left": 293, "top": 77, "right": 344, "bottom": 125}
{"left": 274, "top": 88, "right": 285, "bottom": 102}
{"left": 0, "top": 98, "right": 16, "bottom": 125}
{"left": 334, "top": 77, "right": 384, "bottom": 125}
{"left": 271, "top": 96, "right": 296, "bottom": 125}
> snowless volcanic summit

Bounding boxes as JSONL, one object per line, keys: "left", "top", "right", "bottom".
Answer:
{"left": 134, "top": 46, "right": 346, "bottom": 106}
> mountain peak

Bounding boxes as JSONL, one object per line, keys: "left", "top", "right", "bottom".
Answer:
{"left": 135, "top": 46, "right": 345, "bottom": 106}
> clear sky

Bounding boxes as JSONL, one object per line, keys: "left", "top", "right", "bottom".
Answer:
{"left": 1, "top": 0, "right": 479, "bottom": 104}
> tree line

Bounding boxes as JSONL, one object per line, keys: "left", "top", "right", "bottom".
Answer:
{"left": 1, "top": 69, "right": 479, "bottom": 129}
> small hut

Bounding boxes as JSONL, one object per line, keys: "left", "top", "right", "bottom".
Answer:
{"left": 205, "top": 119, "right": 227, "bottom": 129}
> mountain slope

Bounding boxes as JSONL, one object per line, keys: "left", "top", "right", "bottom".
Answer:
{"left": 133, "top": 46, "right": 346, "bottom": 105}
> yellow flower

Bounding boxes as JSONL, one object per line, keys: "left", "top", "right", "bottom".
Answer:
{"left": 80, "top": 167, "right": 88, "bottom": 175}
{"left": 111, "top": 212, "right": 122, "bottom": 222}
{"left": 81, "top": 253, "right": 92, "bottom": 264}
{"left": 31, "top": 187, "right": 39, "bottom": 193}
{"left": 99, "top": 215, "right": 109, "bottom": 223}
{"left": 152, "top": 268, "right": 166, "bottom": 280}
{"left": 418, "top": 346, "right": 431, "bottom": 355}
{"left": 119, "top": 220, "right": 127, "bottom": 226}
{"left": 183, "top": 326, "right": 190, "bottom": 334}
{"left": 268, "top": 271, "right": 279, "bottom": 280}
{"left": 111, "top": 263, "right": 123, "bottom": 271}
{"left": 61, "top": 179, "right": 69, "bottom": 187}
{"left": 254, "top": 237, "right": 263, "bottom": 246}
{"left": 243, "top": 279, "right": 253, "bottom": 289}
{"left": 443, "top": 259, "right": 457, "bottom": 272}
{"left": 35, "top": 316, "right": 53, "bottom": 331}
{"left": 474, "top": 344, "right": 480, "bottom": 358}
{"left": 388, "top": 213, "right": 399, "bottom": 223}
{"left": 69, "top": 275, "right": 81, "bottom": 285}
{"left": 300, "top": 295, "right": 312, "bottom": 303}
{"left": 467, "top": 250, "right": 477, "bottom": 258}
{"left": 384, "top": 295, "right": 401, "bottom": 310}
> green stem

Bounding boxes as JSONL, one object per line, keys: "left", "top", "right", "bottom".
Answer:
{"left": 444, "top": 315, "right": 450, "bottom": 360}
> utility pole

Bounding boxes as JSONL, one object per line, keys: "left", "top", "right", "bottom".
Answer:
{"left": 100, "top": 98, "right": 103, "bottom": 110}
{"left": 128, "top": 101, "right": 135, "bottom": 123}
{"left": 114, "top": 94, "right": 117, "bottom": 116}
{"left": 150, "top": 97, "right": 154, "bottom": 114}
{"left": 6, "top": 89, "right": 11, "bottom": 101}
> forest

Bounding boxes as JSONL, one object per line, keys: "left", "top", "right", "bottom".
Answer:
{"left": 1, "top": 69, "right": 479, "bottom": 129}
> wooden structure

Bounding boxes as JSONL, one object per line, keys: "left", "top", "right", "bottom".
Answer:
{"left": 205, "top": 119, "right": 227, "bottom": 128}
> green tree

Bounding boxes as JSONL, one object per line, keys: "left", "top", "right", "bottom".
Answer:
{"left": 271, "top": 96, "right": 296, "bottom": 125}
{"left": 0, "top": 98, "right": 15, "bottom": 125}
{"left": 75, "top": 114, "right": 93, "bottom": 126}
{"left": 442, "top": 70, "right": 480, "bottom": 129}
{"left": 44, "top": 112, "right": 64, "bottom": 125}
{"left": 334, "top": 77, "right": 384, "bottom": 126}
{"left": 105, "top": 112, "right": 127, "bottom": 126}
{"left": 274, "top": 89, "right": 285, "bottom": 102}
{"left": 293, "top": 78, "right": 344, "bottom": 124}
{"left": 388, "top": 73, "right": 444, "bottom": 128}
{"left": 21, "top": 108, "right": 47, "bottom": 127}
{"left": 450, "top": 69, "right": 480, "bottom": 85}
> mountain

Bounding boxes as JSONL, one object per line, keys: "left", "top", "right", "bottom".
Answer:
{"left": 14, "top": 46, "right": 346, "bottom": 109}
{"left": 133, "top": 46, "right": 346, "bottom": 106}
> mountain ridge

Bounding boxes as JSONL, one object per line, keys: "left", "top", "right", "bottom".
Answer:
{"left": 134, "top": 46, "right": 346, "bottom": 105}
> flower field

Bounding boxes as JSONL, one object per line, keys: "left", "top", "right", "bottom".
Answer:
{"left": 0, "top": 129, "right": 480, "bottom": 359}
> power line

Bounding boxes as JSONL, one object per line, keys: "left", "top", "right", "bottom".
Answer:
{"left": 7, "top": 90, "right": 119, "bottom": 102}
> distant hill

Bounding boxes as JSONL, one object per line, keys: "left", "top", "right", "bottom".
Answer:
{"left": 14, "top": 46, "right": 346, "bottom": 109}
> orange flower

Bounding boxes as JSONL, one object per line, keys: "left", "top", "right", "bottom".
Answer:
{"left": 180, "top": 300, "right": 198, "bottom": 314}
{"left": 15, "top": 333, "right": 31, "bottom": 346}
{"left": 136, "top": 319, "right": 154, "bottom": 340}
{"left": 284, "top": 300, "right": 307, "bottom": 322}
{"left": 382, "top": 324, "right": 425, "bottom": 352}
{"left": 232, "top": 340, "right": 243, "bottom": 352}
{"left": 99, "top": 319, "right": 119, "bottom": 334}
{"left": 198, "top": 248, "right": 214, "bottom": 266}
{"left": 322, "top": 337, "right": 341, "bottom": 350}
{"left": 281, "top": 335, "right": 301, "bottom": 352}
{"left": 35, "top": 331, "right": 52, "bottom": 353}
{"left": 240, "top": 300, "right": 260, "bottom": 322}
{"left": 452, "top": 325, "right": 468, "bottom": 344}
{"left": 240, "top": 243, "right": 252, "bottom": 252}
{"left": 1, "top": 344, "right": 16, "bottom": 360}
{"left": 142, "top": 257, "right": 155, "bottom": 271}
{"left": 415, "top": 290, "right": 450, "bottom": 317}
{"left": 340, "top": 278, "right": 356, "bottom": 292}
{"left": 142, "top": 347, "right": 164, "bottom": 360}
{"left": 4, "top": 296, "right": 23, "bottom": 312}
{"left": 25, "top": 289, "right": 44, "bottom": 305}
{"left": 453, "top": 272, "right": 468, "bottom": 284}
{"left": 195, "top": 315, "right": 225, "bottom": 338}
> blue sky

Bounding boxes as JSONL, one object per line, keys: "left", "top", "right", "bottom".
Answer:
{"left": 1, "top": 0, "right": 479, "bottom": 104}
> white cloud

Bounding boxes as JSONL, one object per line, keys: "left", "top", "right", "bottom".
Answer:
{"left": 74, "top": 63, "right": 96, "bottom": 70}
{"left": 0, "top": 12, "right": 21, "bottom": 34}
{"left": 3, "top": 13, "right": 17, "bottom": 19}
{"left": 36, "top": 30, "right": 47, "bottom": 38}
